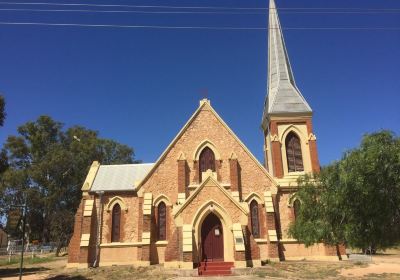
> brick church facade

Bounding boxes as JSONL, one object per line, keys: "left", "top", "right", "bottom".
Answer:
{"left": 67, "top": 0, "right": 343, "bottom": 270}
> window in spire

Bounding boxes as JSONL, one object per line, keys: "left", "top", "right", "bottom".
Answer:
{"left": 286, "top": 132, "right": 304, "bottom": 172}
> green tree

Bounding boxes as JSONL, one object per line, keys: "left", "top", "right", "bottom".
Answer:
{"left": 289, "top": 131, "right": 400, "bottom": 256}
{"left": 0, "top": 116, "right": 136, "bottom": 254}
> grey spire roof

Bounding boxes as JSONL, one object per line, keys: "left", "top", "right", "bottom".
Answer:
{"left": 263, "top": 0, "right": 312, "bottom": 118}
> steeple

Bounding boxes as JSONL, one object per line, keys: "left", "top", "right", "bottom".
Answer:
{"left": 263, "top": 0, "right": 312, "bottom": 123}
{"left": 262, "top": 0, "right": 320, "bottom": 179}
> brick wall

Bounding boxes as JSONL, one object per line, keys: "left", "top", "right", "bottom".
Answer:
{"left": 68, "top": 198, "right": 85, "bottom": 263}
{"left": 141, "top": 105, "right": 276, "bottom": 205}
{"left": 165, "top": 226, "right": 182, "bottom": 262}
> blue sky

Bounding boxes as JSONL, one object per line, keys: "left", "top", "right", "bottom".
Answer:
{"left": 0, "top": 0, "right": 399, "bottom": 166}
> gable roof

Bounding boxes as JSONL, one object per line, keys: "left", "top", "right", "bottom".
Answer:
{"left": 135, "top": 99, "right": 278, "bottom": 191}
{"left": 262, "top": 0, "right": 312, "bottom": 121}
{"left": 174, "top": 174, "right": 248, "bottom": 218}
{"left": 91, "top": 163, "right": 154, "bottom": 192}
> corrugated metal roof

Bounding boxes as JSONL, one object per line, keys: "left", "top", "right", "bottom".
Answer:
{"left": 263, "top": 0, "right": 312, "bottom": 119}
{"left": 90, "top": 163, "right": 154, "bottom": 192}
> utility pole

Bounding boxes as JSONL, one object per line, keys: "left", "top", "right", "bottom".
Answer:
{"left": 19, "top": 197, "right": 27, "bottom": 280}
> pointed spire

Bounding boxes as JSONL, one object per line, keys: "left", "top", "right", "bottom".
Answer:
{"left": 263, "top": 0, "right": 312, "bottom": 119}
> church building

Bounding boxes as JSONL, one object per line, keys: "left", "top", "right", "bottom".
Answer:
{"left": 67, "top": 0, "right": 343, "bottom": 274}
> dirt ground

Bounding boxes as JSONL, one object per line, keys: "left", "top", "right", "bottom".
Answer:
{"left": 1, "top": 250, "right": 400, "bottom": 280}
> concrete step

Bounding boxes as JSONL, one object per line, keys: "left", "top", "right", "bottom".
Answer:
{"left": 199, "top": 270, "right": 232, "bottom": 276}
{"left": 198, "top": 261, "right": 234, "bottom": 276}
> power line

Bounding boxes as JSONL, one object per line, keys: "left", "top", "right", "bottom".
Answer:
{"left": 0, "top": 2, "right": 399, "bottom": 12}
{"left": 0, "top": 8, "right": 267, "bottom": 15}
{"left": 1, "top": 8, "right": 400, "bottom": 15}
{"left": 0, "top": 21, "right": 399, "bottom": 31}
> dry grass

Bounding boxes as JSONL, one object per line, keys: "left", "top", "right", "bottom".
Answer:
{"left": 249, "top": 260, "right": 357, "bottom": 279}
{"left": 1, "top": 252, "right": 400, "bottom": 279}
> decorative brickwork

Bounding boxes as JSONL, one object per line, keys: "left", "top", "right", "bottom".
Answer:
{"left": 243, "top": 225, "right": 260, "bottom": 264}
{"left": 165, "top": 227, "right": 182, "bottom": 262}
{"left": 269, "top": 121, "right": 284, "bottom": 178}
{"left": 177, "top": 159, "right": 187, "bottom": 194}
{"left": 68, "top": 198, "right": 85, "bottom": 264}
{"left": 229, "top": 158, "right": 239, "bottom": 192}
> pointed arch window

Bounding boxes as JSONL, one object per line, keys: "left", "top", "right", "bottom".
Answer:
{"left": 158, "top": 202, "right": 167, "bottom": 241}
{"left": 286, "top": 132, "right": 304, "bottom": 172}
{"left": 293, "top": 199, "right": 301, "bottom": 220}
{"left": 111, "top": 204, "right": 121, "bottom": 242}
{"left": 250, "top": 200, "right": 260, "bottom": 238}
{"left": 199, "top": 147, "right": 215, "bottom": 181}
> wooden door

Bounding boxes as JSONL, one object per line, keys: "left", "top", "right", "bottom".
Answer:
{"left": 201, "top": 213, "right": 223, "bottom": 261}
{"left": 199, "top": 147, "right": 215, "bottom": 181}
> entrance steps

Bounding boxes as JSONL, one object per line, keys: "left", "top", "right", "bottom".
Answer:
{"left": 198, "top": 261, "right": 234, "bottom": 276}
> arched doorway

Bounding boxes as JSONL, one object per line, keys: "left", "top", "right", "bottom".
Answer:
{"left": 201, "top": 213, "right": 224, "bottom": 261}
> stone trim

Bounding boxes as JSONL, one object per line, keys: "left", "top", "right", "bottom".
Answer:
{"left": 264, "top": 191, "right": 275, "bottom": 213}
{"left": 174, "top": 175, "right": 248, "bottom": 218}
{"left": 143, "top": 193, "right": 153, "bottom": 215}
{"left": 81, "top": 161, "right": 100, "bottom": 191}
{"left": 83, "top": 200, "right": 94, "bottom": 217}
{"left": 177, "top": 193, "right": 186, "bottom": 205}
{"left": 182, "top": 225, "right": 192, "bottom": 252}
{"left": 141, "top": 232, "right": 151, "bottom": 245}
{"left": 193, "top": 139, "right": 222, "bottom": 161}
{"left": 80, "top": 233, "right": 90, "bottom": 247}
{"left": 105, "top": 196, "right": 128, "bottom": 212}
{"left": 268, "top": 230, "right": 278, "bottom": 242}
{"left": 153, "top": 194, "right": 172, "bottom": 206}
{"left": 232, "top": 223, "right": 245, "bottom": 251}
{"left": 244, "top": 192, "right": 264, "bottom": 204}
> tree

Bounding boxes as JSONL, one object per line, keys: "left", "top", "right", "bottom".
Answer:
{"left": 0, "top": 95, "right": 5, "bottom": 127}
{"left": 0, "top": 116, "right": 137, "bottom": 255}
{"left": 289, "top": 131, "right": 400, "bottom": 256}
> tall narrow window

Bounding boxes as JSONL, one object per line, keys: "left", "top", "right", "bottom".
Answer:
{"left": 199, "top": 147, "right": 216, "bottom": 181}
{"left": 250, "top": 200, "right": 260, "bottom": 238}
{"left": 111, "top": 204, "right": 121, "bottom": 242}
{"left": 158, "top": 202, "right": 167, "bottom": 240}
{"left": 293, "top": 199, "right": 301, "bottom": 220}
{"left": 286, "top": 132, "right": 304, "bottom": 172}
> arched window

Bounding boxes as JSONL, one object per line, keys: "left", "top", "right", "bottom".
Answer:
{"left": 286, "top": 132, "right": 304, "bottom": 172}
{"left": 199, "top": 147, "right": 215, "bottom": 181}
{"left": 250, "top": 200, "right": 260, "bottom": 238}
{"left": 158, "top": 202, "right": 167, "bottom": 241}
{"left": 293, "top": 199, "right": 301, "bottom": 220}
{"left": 111, "top": 204, "right": 121, "bottom": 242}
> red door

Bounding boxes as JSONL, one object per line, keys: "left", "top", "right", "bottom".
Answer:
{"left": 201, "top": 213, "right": 223, "bottom": 261}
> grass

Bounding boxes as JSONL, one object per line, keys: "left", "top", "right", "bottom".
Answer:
{"left": 67, "top": 265, "right": 177, "bottom": 280}
{"left": 0, "top": 255, "right": 56, "bottom": 267}
{"left": 250, "top": 260, "right": 356, "bottom": 279}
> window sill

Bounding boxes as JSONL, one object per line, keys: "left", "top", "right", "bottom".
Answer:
{"left": 155, "top": 240, "right": 168, "bottom": 246}
{"left": 100, "top": 242, "right": 143, "bottom": 248}
{"left": 254, "top": 238, "right": 269, "bottom": 244}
